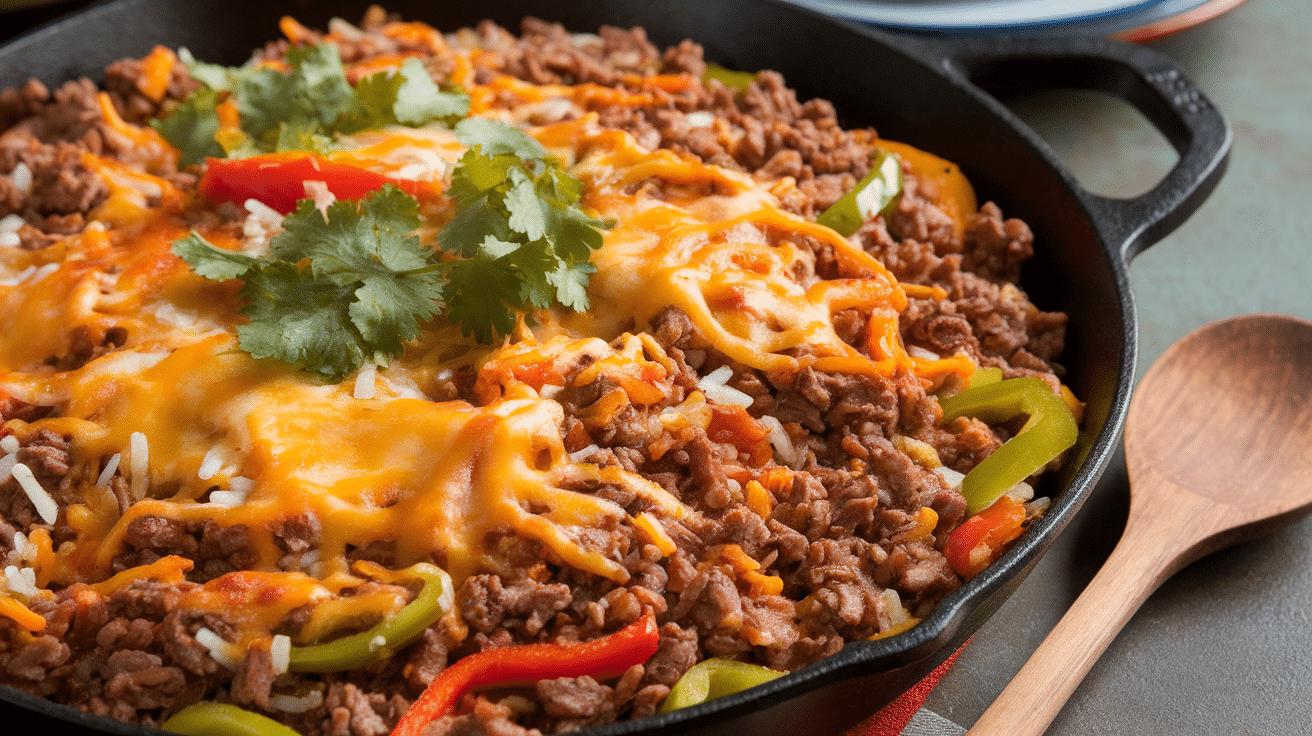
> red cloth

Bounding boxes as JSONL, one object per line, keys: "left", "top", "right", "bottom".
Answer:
{"left": 844, "top": 643, "right": 965, "bottom": 736}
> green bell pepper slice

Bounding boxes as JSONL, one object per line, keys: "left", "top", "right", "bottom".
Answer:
{"left": 288, "top": 562, "right": 452, "bottom": 673}
{"left": 815, "top": 150, "right": 902, "bottom": 237}
{"left": 702, "top": 63, "right": 758, "bottom": 93}
{"left": 968, "top": 366, "right": 1003, "bottom": 388}
{"left": 938, "top": 377, "right": 1079, "bottom": 515}
{"left": 162, "top": 702, "right": 300, "bottom": 736}
{"left": 658, "top": 658, "right": 785, "bottom": 713}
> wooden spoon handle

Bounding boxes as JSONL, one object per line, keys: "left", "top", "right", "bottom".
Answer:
{"left": 965, "top": 482, "right": 1209, "bottom": 736}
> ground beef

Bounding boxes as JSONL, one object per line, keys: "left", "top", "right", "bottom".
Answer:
{"left": 0, "top": 12, "right": 1074, "bottom": 736}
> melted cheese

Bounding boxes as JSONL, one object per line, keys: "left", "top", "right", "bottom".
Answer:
{"left": 0, "top": 47, "right": 979, "bottom": 643}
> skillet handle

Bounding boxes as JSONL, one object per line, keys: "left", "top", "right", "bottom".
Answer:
{"left": 938, "top": 36, "right": 1232, "bottom": 263}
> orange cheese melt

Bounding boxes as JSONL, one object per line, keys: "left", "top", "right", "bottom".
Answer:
{"left": 0, "top": 74, "right": 977, "bottom": 646}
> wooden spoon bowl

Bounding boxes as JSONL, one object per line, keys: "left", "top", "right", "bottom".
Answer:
{"left": 967, "top": 313, "right": 1312, "bottom": 735}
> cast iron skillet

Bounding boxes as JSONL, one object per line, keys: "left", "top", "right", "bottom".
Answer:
{"left": 0, "top": 1, "right": 1230, "bottom": 734}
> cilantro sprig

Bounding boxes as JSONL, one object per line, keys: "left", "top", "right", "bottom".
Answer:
{"left": 174, "top": 186, "right": 443, "bottom": 381}
{"left": 172, "top": 119, "right": 611, "bottom": 382}
{"left": 153, "top": 43, "right": 469, "bottom": 165}
{"left": 441, "top": 117, "right": 612, "bottom": 342}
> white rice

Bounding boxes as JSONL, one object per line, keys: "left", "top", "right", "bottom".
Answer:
{"left": 568, "top": 444, "right": 600, "bottom": 464}
{"left": 11, "top": 532, "right": 34, "bottom": 565}
{"left": 9, "top": 162, "right": 32, "bottom": 195}
{"left": 269, "top": 690, "right": 324, "bottom": 713}
{"left": 270, "top": 634, "right": 291, "bottom": 675}
{"left": 907, "top": 345, "right": 940, "bottom": 361}
{"left": 368, "top": 634, "right": 387, "bottom": 652}
{"left": 0, "top": 265, "right": 35, "bottom": 287}
{"left": 0, "top": 453, "right": 14, "bottom": 485}
{"left": 210, "top": 476, "right": 253, "bottom": 507}
{"left": 685, "top": 111, "right": 715, "bottom": 128}
{"left": 96, "top": 453, "right": 121, "bottom": 488}
{"left": 0, "top": 435, "right": 18, "bottom": 454}
{"left": 4, "top": 565, "right": 37, "bottom": 598}
{"left": 303, "top": 180, "right": 335, "bottom": 216}
{"left": 353, "top": 364, "right": 377, "bottom": 400}
{"left": 11, "top": 463, "right": 58, "bottom": 524}
{"left": 0, "top": 232, "right": 18, "bottom": 248}
{"left": 0, "top": 213, "right": 23, "bottom": 234}
{"left": 381, "top": 374, "right": 427, "bottom": 400}
{"left": 129, "top": 431, "right": 149, "bottom": 500}
{"left": 701, "top": 382, "right": 755, "bottom": 408}
{"left": 698, "top": 365, "right": 734, "bottom": 388}
{"left": 197, "top": 447, "right": 223, "bottom": 481}
{"left": 697, "top": 365, "right": 754, "bottom": 407}
{"left": 0, "top": 263, "right": 55, "bottom": 288}
{"left": 194, "top": 627, "right": 238, "bottom": 669}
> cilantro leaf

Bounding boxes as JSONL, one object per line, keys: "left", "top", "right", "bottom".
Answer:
{"left": 171, "top": 231, "right": 259, "bottom": 279}
{"left": 547, "top": 260, "right": 596, "bottom": 312}
{"left": 505, "top": 168, "right": 549, "bottom": 242}
{"left": 153, "top": 43, "right": 471, "bottom": 161}
{"left": 454, "top": 116, "right": 546, "bottom": 159}
{"left": 432, "top": 118, "right": 611, "bottom": 342}
{"left": 441, "top": 256, "right": 522, "bottom": 344}
{"left": 392, "top": 58, "right": 469, "bottom": 125}
{"left": 173, "top": 186, "right": 444, "bottom": 382}
{"left": 237, "top": 261, "right": 365, "bottom": 380}
{"left": 150, "top": 87, "right": 225, "bottom": 166}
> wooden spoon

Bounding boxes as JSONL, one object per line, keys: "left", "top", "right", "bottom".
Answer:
{"left": 966, "top": 313, "right": 1312, "bottom": 736}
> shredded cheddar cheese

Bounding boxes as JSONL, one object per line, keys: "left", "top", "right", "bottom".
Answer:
{"left": 0, "top": 20, "right": 990, "bottom": 663}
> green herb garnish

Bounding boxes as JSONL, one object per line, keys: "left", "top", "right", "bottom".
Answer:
{"left": 172, "top": 120, "right": 611, "bottom": 381}
{"left": 174, "top": 186, "right": 444, "bottom": 381}
{"left": 439, "top": 117, "right": 611, "bottom": 343}
{"left": 153, "top": 44, "right": 469, "bottom": 165}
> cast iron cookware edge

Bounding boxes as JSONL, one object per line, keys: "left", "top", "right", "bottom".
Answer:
{"left": 0, "top": 1, "right": 1230, "bottom": 734}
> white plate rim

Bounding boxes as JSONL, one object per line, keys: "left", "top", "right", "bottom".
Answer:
{"left": 783, "top": 0, "right": 1169, "bottom": 30}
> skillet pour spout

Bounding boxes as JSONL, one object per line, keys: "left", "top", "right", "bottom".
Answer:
{"left": 0, "top": 1, "right": 1229, "bottom": 734}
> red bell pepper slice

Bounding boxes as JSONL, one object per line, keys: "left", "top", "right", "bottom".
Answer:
{"left": 390, "top": 611, "right": 659, "bottom": 736}
{"left": 944, "top": 495, "right": 1027, "bottom": 580}
{"left": 198, "top": 153, "right": 424, "bottom": 214}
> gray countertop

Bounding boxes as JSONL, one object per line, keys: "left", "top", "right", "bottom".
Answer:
{"left": 924, "top": 2, "right": 1312, "bottom": 733}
